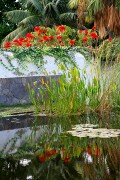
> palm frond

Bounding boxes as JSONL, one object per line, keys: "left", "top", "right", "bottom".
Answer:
{"left": 18, "top": 15, "right": 44, "bottom": 28}
{"left": 60, "top": 12, "right": 77, "bottom": 22}
{"left": 68, "top": 0, "right": 80, "bottom": 9}
{"left": 1, "top": 27, "right": 24, "bottom": 46}
{"left": 44, "top": 2, "right": 59, "bottom": 19}
{"left": 20, "top": 0, "right": 43, "bottom": 13}
{"left": 4, "top": 10, "right": 30, "bottom": 24}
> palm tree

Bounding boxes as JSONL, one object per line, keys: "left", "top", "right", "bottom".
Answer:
{"left": 69, "top": 0, "right": 120, "bottom": 38}
{"left": 2, "top": 0, "right": 77, "bottom": 46}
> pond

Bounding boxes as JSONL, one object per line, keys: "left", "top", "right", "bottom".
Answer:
{"left": 0, "top": 110, "right": 120, "bottom": 180}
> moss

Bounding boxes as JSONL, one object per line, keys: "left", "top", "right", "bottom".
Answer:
{"left": 0, "top": 104, "right": 34, "bottom": 117}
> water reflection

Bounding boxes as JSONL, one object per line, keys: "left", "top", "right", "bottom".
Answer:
{"left": 0, "top": 112, "right": 120, "bottom": 179}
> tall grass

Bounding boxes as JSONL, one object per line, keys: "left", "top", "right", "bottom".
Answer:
{"left": 28, "top": 60, "right": 120, "bottom": 116}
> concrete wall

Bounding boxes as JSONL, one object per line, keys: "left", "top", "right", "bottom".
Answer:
{"left": 0, "top": 75, "right": 60, "bottom": 105}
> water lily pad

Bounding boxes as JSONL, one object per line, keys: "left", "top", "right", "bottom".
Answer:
{"left": 66, "top": 124, "right": 120, "bottom": 138}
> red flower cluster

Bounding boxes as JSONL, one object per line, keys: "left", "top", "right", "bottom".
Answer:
{"left": 82, "top": 37, "right": 88, "bottom": 42}
{"left": 90, "top": 32, "right": 98, "bottom": 40}
{"left": 92, "top": 26, "right": 96, "bottom": 31}
{"left": 70, "top": 39, "right": 75, "bottom": 46}
{"left": 108, "top": 37, "right": 112, "bottom": 41}
{"left": 56, "top": 25, "right": 66, "bottom": 33}
{"left": 5, "top": 42, "right": 11, "bottom": 49}
{"left": 86, "top": 146, "right": 100, "bottom": 157}
{"left": 39, "top": 149, "right": 58, "bottom": 162}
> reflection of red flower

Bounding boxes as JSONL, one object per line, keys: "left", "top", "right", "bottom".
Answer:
{"left": 86, "top": 146, "right": 92, "bottom": 155}
{"left": 5, "top": 42, "right": 11, "bottom": 49}
{"left": 70, "top": 39, "right": 75, "bottom": 46}
{"left": 94, "top": 148, "right": 100, "bottom": 157}
{"left": 46, "top": 151, "right": 52, "bottom": 157}
{"left": 108, "top": 37, "right": 112, "bottom": 41}
{"left": 39, "top": 155, "right": 46, "bottom": 162}
{"left": 90, "top": 32, "right": 98, "bottom": 40}
{"left": 51, "top": 150, "right": 58, "bottom": 155}
{"left": 92, "top": 26, "right": 96, "bottom": 31}
{"left": 82, "top": 37, "right": 88, "bottom": 42}
{"left": 63, "top": 156, "right": 70, "bottom": 163}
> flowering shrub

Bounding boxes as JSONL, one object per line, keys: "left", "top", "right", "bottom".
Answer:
{"left": 4, "top": 25, "right": 103, "bottom": 49}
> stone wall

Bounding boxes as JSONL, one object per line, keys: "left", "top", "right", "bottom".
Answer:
{"left": 0, "top": 75, "right": 61, "bottom": 105}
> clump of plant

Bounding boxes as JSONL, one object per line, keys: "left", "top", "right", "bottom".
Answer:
{"left": 97, "top": 38, "right": 120, "bottom": 61}
{"left": 28, "top": 61, "right": 120, "bottom": 116}
{"left": 3, "top": 25, "right": 100, "bottom": 49}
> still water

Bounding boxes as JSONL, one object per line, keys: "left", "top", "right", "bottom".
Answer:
{"left": 0, "top": 111, "right": 120, "bottom": 180}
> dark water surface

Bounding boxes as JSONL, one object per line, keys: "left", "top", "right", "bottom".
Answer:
{"left": 0, "top": 112, "right": 120, "bottom": 180}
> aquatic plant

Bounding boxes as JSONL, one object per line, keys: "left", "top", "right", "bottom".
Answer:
{"left": 28, "top": 60, "right": 120, "bottom": 115}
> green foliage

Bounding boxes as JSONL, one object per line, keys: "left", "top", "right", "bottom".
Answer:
{"left": 0, "top": 46, "right": 91, "bottom": 75}
{"left": 2, "top": 0, "right": 77, "bottom": 45}
{"left": 29, "top": 61, "right": 120, "bottom": 115}
{"left": 98, "top": 38, "right": 120, "bottom": 61}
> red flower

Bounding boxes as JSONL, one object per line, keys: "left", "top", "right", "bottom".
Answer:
{"left": 26, "top": 32, "right": 34, "bottom": 40}
{"left": 39, "top": 39, "right": 44, "bottom": 43}
{"left": 69, "top": 39, "right": 75, "bottom": 46}
{"left": 19, "top": 37, "right": 25, "bottom": 42}
{"left": 49, "top": 36, "right": 54, "bottom": 40}
{"left": 41, "top": 29, "right": 47, "bottom": 34}
{"left": 34, "top": 26, "right": 40, "bottom": 32}
{"left": 63, "top": 156, "right": 70, "bottom": 163}
{"left": 26, "top": 43, "right": 32, "bottom": 47}
{"left": 78, "top": 30, "right": 83, "bottom": 34}
{"left": 57, "top": 35, "right": 62, "bottom": 41}
{"left": 84, "top": 30, "right": 88, "bottom": 36}
{"left": 46, "top": 151, "right": 52, "bottom": 157}
{"left": 90, "top": 32, "right": 98, "bottom": 40}
{"left": 82, "top": 37, "right": 88, "bottom": 42}
{"left": 43, "top": 36, "right": 49, "bottom": 42}
{"left": 5, "top": 42, "right": 11, "bottom": 49}
{"left": 92, "top": 26, "right": 96, "bottom": 31}
{"left": 57, "top": 25, "right": 66, "bottom": 33}
{"left": 108, "top": 37, "right": 112, "bottom": 41}
{"left": 51, "top": 150, "right": 58, "bottom": 155}
{"left": 39, "top": 155, "right": 46, "bottom": 162}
